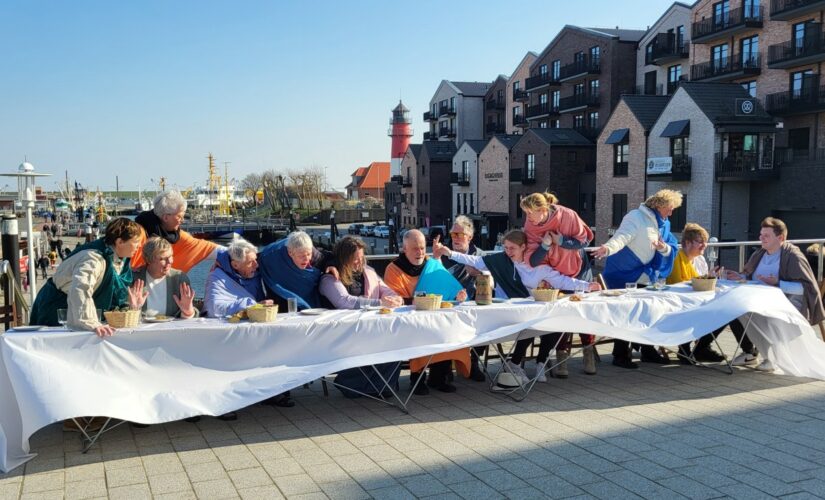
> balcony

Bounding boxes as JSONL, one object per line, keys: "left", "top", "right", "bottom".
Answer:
{"left": 525, "top": 102, "right": 554, "bottom": 119}
{"left": 423, "top": 111, "right": 436, "bottom": 122}
{"left": 513, "top": 88, "right": 530, "bottom": 102}
{"left": 439, "top": 126, "right": 456, "bottom": 138}
{"left": 765, "top": 83, "right": 825, "bottom": 116}
{"left": 558, "top": 93, "right": 600, "bottom": 113}
{"left": 559, "top": 56, "right": 600, "bottom": 82}
{"left": 423, "top": 131, "right": 435, "bottom": 141}
{"left": 771, "top": 0, "right": 825, "bottom": 21}
{"left": 635, "top": 83, "right": 665, "bottom": 96}
{"left": 649, "top": 33, "right": 690, "bottom": 65}
{"left": 450, "top": 172, "right": 470, "bottom": 186}
{"left": 647, "top": 155, "right": 692, "bottom": 181}
{"left": 486, "top": 99, "right": 505, "bottom": 110}
{"left": 439, "top": 106, "right": 456, "bottom": 117}
{"left": 508, "top": 168, "right": 535, "bottom": 183}
{"left": 485, "top": 122, "right": 506, "bottom": 134}
{"left": 513, "top": 115, "right": 529, "bottom": 128}
{"left": 691, "top": 6, "right": 763, "bottom": 44}
{"left": 524, "top": 73, "right": 560, "bottom": 91}
{"left": 768, "top": 31, "right": 825, "bottom": 69}
{"left": 715, "top": 152, "right": 779, "bottom": 181}
{"left": 401, "top": 177, "right": 412, "bottom": 188}
{"left": 690, "top": 54, "right": 761, "bottom": 82}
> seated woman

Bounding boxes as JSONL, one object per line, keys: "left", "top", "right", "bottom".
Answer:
{"left": 433, "top": 229, "right": 600, "bottom": 384}
{"left": 131, "top": 237, "right": 198, "bottom": 319}
{"left": 30, "top": 218, "right": 145, "bottom": 337}
{"left": 319, "top": 236, "right": 404, "bottom": 398}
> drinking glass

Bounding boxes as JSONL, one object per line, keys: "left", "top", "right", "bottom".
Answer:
{"left": 96, "top": 308, "right": 104, "bottom": 322}
{"left": 625, "top": 282, "right": 637, "bottom": 293}
{"left": 287, "top": 298, "right": 298, "bottom": 315}
{"left": 57, "top": 309, "right": 68, "bottom": 328}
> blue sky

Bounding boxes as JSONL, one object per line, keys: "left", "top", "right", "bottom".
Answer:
{"left": 1, "top": 0, "right": 679, "bottom": 193}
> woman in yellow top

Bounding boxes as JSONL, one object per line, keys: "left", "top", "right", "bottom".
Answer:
{"left": 667, "top": 223, "right": 725, "bottom": 362}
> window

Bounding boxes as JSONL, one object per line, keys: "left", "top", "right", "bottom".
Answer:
{"left": 614, "top": 144, "right": 629, "bottom": 176}
{"left": 539, "top": 64, "right": 548, "bottom": 76}
{"left": 670, "top": 195, "right": 687, "bottom": 232}
{"left": 551, "top": 90, "right": 560, "bottom": 110}
{"left": 513, "top": 105, "right": 521, "bottom": 118}
{"left": 588, "top": 111, "right": 599, "bottom": 129}
{"left": 551, "top": 60, "right": 560, "bottom": 79}
{"left": 514, "top": 81, "right": 520, "bottom": 92}
{"left": 462, "top": 193, "right": 467, "bottom": 214}
{"left": 551, "top": 119, "right": 560, "bottom": 128}
{"left": 743, "top": 0, "right": 759, "bottom": 19}
{"left": 574, "top": 115, "right": 584, "bottom": 128}
{"left": 668, "top": 65, "right": 681, "bottom": 83}
{"left": 671, "top": 136, "right": 689, "bottom": 158}
{"left": 645, "top": 42, "right": 655, "bottom": 65}
{"left": 449, "top": 96, "right": 456, "bottom": 110}
{"left": 461, "top": 160, "right": 469, "bottom": 181}
{"left": 470, "top": 193, "right": 474, "bottom": 213}
{"left": 574, "top": 83, "right": 585, "bottom": 96}
{"left": 419, "top": 193, "right": 423, "bottom": 204}
{"left": 713, "top": 0, "right": 730, "bottom": 28}
{"left": 590, "top": 45, "right": 600, "bottom": 63}
{"left": 456, "top": 193, "right": 460, "bottom": 214}
{"left": 791, "top": 70, "right": 814, "bottom": 98}
{"left": 644, "top": 71, "right": 658, "bottom": 95}
{"left": 612, "top": 194, "right": 628, "bottom": 227}
{"left": 498, "top": 89, "right": 504, "bottom": 102}
{"left": 574, "top": 51, "right": 585, "bottom": 64}
{"left": 525, "top": 154, "right": 536, "bottom": 179}
{"left": 540, "top": 93, "right": 548, "bottom": 106}
{"left": 590, "top": 79, "right": 600, "bottom": 97}
{"left": 712, "top": 43, "right": 729, "bottom": 70}
{"left": 741, "top": 80, "right": 757, "bottom": 97}
{"left": 431, "top": 103, "right": 437, "bottom": 115}
{"left": 676, "top": 25, "right": 685, "bottom": 48}
{"left": 539, "top": 121, "right": 549, "bottom": 128}
{"left": 740, "top": 35, "right": 758, "bottom": 67}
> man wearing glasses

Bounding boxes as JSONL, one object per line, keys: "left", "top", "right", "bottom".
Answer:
{"left": 441, "top": 215, "right": 487, "bottom": 381}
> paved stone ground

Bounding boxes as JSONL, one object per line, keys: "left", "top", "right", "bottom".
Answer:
{"left": 2, "top": 335, "right": 825, "bottom": 499}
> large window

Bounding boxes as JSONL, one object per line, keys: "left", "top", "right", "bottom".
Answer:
{"left": 671, "top": 136, "right": 689, "bottom": 158}
{"left": 612, "top": 194, "right": 628, "bottom": 227}
{"left": 574, "top": 115, "right": 584, "bottom": 128}
{"left": 713, "top": 0, "right": 730, "bottom": 28}
{"left": 613, "top": 144, "right": 629, "bottom": 176}
{"left": 551, "top": 90, "right": 560, "bottom": 110}
{"left": 791, "top": 70, "right": 814, "bottom": 98}
{"left": 525, "top": 154, "right": 536, "bottom": 180}
{"left": 588, "top": 112, "right": 599, "bottom": 129}
{"left": 461, "top": 160, "right": 469, "bottom": 181}
{"left": 590, "top": 45, "right": 600, "bottom": 63}
{"left": 539, "top": 64, "right": 548, "bottom": 76}
{"left": 740, "top": 35, "right": 759, "bottom": 67}
{"left": 552, "top": 60, "right": 560, "bottom": 79}
{"left": 589, "top": 79, "right": 600, "bottom": 97}
{"left": 712, "top": 43, "right": 729, "bottom": 70}
{"left": 741, "top": 80, "right": 757, "bottom": 97}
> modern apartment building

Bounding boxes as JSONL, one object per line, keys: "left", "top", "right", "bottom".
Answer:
{"left": 484, "top": 76, "right": 508, "bottom": 139}
{"left": 451, "top": 140, "right": 487, "bottom": 219}
{"left": 689, "top": 0, "right": 825, "bottom": 235}
{"left": 505, "top": 52, "right": 538, "bottom": 135}
{"left": 423, "top": 80, "right": 492, "bottom": 146}
{"left": 523, "top": 25, "right": 645, "bottom": 138}
{"left": 637, "top": 2, "right": 692, "bottom": 96}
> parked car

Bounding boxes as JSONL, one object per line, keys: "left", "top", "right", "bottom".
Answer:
{"left": 373, "top": 225, "right": 389, "bottom": 238}
{"left": 360, "top": 225, "right": 373, "bottom": 236}
{"left": 420, "top": 225, "right": 447, "bottom": 244}
{"left": 349, "top": 223, "right": 364, "bottom": 235}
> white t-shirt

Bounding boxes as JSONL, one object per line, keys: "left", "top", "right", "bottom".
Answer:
{"left": 692, "top": 255, "right": 709, "bottom": 276}
{"left": 754, "top": 251, "right": 780, "bottom": 281}
{"left": 145, "top": 274, "right": 167, "bottom": 316}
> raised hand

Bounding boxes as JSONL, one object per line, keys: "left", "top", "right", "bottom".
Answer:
{"left": 589, "top": 245, "right": 609, "bottom": 259}
{"left": 325, "top": 266, "right": 340, "bottom": 280}
{"left": 174, "top": 282, "right": 196, "bottom": 317}
{"left": 432, "top": 235, "right": 451, "bottom": 259}
{"left": 541, "top": 232, "right": 554, "bottom": 248}
{"left": 456, "top": 289, "right": 468, "bottom": 302}
{"left": 127, "top": 278, "right": 148, "bottom": 310}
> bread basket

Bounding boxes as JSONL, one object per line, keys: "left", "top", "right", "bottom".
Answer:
{"left": 531, "top": 288, "right": 561, "bottom": 302}
{"left": 104, "top": 309, "right": 141, "bottom": 328}
{"left": 246, "top": 304, "right": 279, "bottom": 323}
{"left": 413, "top": 294, "right": 442, "bottom": 311}
{"left": 691, "top": 276, "right": 717, "bottom": 292}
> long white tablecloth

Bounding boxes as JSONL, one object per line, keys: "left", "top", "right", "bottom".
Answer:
{"left": 1, "top": 281, "right": 823, "bottom": 472}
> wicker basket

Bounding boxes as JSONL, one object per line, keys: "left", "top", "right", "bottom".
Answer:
{"left": 413, "top": 294, "right": 442, "bottom": 311}
{"left": 531, "top": 288, "right": 560, "bottom": 302}
{"left": 104, "top": 309, "right": 141, "bottom": 328}
{"left": 691, "top": 277, "right": 717, "bottom": 292}
{"left": 246, "top": 305, "right": 279, "bottom": 323}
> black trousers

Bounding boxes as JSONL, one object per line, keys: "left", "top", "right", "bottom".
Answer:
{"left": 728, "top": 318, "right": 754, "bottom": 354}
{"left": 511, "top": 332, "right": 566, "bottom": 365}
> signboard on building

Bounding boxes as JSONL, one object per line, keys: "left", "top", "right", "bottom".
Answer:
{"left": 484, "top": 172, "right": 504, "bottom": 182}
{"left": 735, "top": 98, "right": 756, "bottom": 116}
{"left": 646, "top": 157, "right": 673, "bottom": 175}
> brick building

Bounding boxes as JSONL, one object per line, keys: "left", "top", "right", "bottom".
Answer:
{"left": 451, "top": 140, "right": 487, "bottom": 219}
{"left": 637, "top": 2, "right": 692, "bottom": 96}
{"left": 505, "top": 52, "right": 537, "bottom": 134}
{"left": 416, "top": 141, "right": 457, "bottom": 228}
{"left": 484, "top": 76, "right": 508, "bottom": 139}
{"left": 478, "top": 135, "right": 522, "bottom": 215}
{"left": 345, "top": 162, "right": 390, "bottom": 201}
{"left": 424, "top": 81, "right": 492, "bottom": 146}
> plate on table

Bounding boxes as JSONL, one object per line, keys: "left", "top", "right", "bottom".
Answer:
{"left": 144, "top": 316, "right": 175, "bottom": 323}
{"left": 300, "top": 308, "right": 328, "bottom": 316}
{"left": 361, "top": 305, "right": 383, "bottom": 311}
{"left": 600, "top": 290, "right": 626, "bottom": 297}
{"left": 492, "top": 298, "right": 507, "bottom": 304}
{"left": 649, "top": 285, "right": 671, "bottom": 292}
{"left": 8, "top": 325, "right": 45, "bottom": 332}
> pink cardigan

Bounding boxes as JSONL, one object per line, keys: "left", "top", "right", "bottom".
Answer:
{"left": 319, "top": 265, "right": 398, "bottom": 309}
{"left": 523, "top": 204, "right": 593, "bottom": 277}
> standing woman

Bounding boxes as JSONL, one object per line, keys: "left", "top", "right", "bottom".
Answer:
{"left": 520, "top": 192, "right": 597, "bottom": 376}
{"left": 30, "top": 218, "right": 146, "bottom": 337}
{"left": 590, "top": 189, "right": 681, "bottom": 368}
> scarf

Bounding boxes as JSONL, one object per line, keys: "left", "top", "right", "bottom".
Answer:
{"left": 392, "top": 252, "right": 426, "bottom": 277}
{"left": 259, "top": 239, "right": 322, "bottom": 309}
{"left": 215, "top": 250, "right": 264, "bottom": 301}
{"left": 481, "top": 252, "right": 529, "bottom": 299}
{"left": 135, "top": 210, "right": 180, "bottom": 244}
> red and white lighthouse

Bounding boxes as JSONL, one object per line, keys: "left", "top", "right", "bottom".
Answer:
{"left": 388, "top": 100, "right": 413, "bottom": 177}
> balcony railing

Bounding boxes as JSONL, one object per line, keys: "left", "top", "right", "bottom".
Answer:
{"left": 649, "top": 33, "right": 690, "bottom": 64}
{"left": 775, "top": 147, "right": 825, "bottom": 163}
{"left": 524, "top": 73, "right": 560, "bottom": 91}
{"left": 450, "top": 172, "right": 471, "bottom": 186}
{"left": 765, "top": 83, "right": 825, "bottom": 115}
{"left": 715, "top": 151, "right": 779, "bottom": 181}
{"left": 522, "top": 169, "right": 536, "bottom": 184}
{"left": 486, "top": 99, "right": 505, "bottom": 110}
{"left": 525, "top": 102, "right": 551, "bottom": 119}
{"left": 401, "top": 177, "right": 413, "bottom": 187}
{"left": 439, "top": 126, "right": 456, "bottom": 138}
{"left": 423, "top": 111, "right": 436, "bottom": 122}
{"left": 558, "top": 93, "right": 600, "bottom": 113}
{"left": 559, "top": 56, "right": 600, "bottom": 81}
{"left": 692, "top": 5, "right": 763, "bottom": 43}
{"left": 690, "top": 54, "right": 761, "bottom": 81}
{"left": 768, "top": 30, "right": 825, "bottom": 68}
{"left": 648, "top": 155, "right": 692, "bottom": 181}
{"left": 513, "top": 115, "right": 528, "bottom": 128}
{"left": 634, "top": 83, "right": 665, "bottom": 96}
{"left": 513, "top": 88, "right": 529, "bottom": 101}
{"left": 485, "top": 122, "right": 506, "bottom": 134}
{"left": 771, "top": 0, "right": 825, "bottom": 20}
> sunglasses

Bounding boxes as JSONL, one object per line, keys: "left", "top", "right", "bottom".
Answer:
{"left": 450, "top": 231, "right": 468, "bottom": 238}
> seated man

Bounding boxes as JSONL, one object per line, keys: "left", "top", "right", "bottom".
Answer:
{"left": 440, "top": 215, "right": 485, "bottom": 382}
{"left": 131, "top": 237, "right": 198, "bottom": 319}
{"left": 726, "top": 217, "right": 825, "bottom": 371}
{"left": 258, "top": 231, "right": 333, "bottom": 310}
{"left": 319, "top": 236, "right": 404, "bottom": 398}
{"left": 132, "top": 190, "right": 220, "bottom": 273}
{"left": 384, "top": 229, "right": 469, "bottom": 394}
{"left": 666, "top": 223, "right": 724, "bottom": 362}
{"left": 204, "top": 237, "right": 295, "bottom": 409}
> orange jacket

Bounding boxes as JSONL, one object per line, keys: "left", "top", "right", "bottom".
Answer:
{"left": 130, "top": 229, "right": 218, "bottom": 273}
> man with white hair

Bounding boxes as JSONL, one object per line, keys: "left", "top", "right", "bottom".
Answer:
{"left": 258, "top": 230, "right": 333, "bottom": 311}
{"left": 204, "top": 238, "right": 272, "bottom": 317}
{"left": 132, "top": 190, "right": 220, "bottom": 272}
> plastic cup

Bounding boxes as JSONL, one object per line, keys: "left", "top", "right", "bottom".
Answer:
{"left": 625, "top": 282, "right": 637, "bottom": 292}
{"left": 287, "top": 298, "right": 298, "bottom": 315}
{"left": 57, "top": 309, "right": 68, "bottom": 327}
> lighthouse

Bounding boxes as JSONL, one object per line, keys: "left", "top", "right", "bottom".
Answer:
{"left": 388, "top": 100, "right": 413, "bottom": 177}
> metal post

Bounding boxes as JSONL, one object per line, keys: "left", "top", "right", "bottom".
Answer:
{"left": 738, "top": 245, "right": 746, "bottom": 272}
{"left": 25, "top": 188, "right": 37, "bottom": 303}
{"left": 1, "top": 215, "right": 20, "bottom": 285}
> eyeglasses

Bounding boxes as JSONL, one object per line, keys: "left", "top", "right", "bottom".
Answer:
{"left": 450, "top": 231, "right": 468, "bottom": 238}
